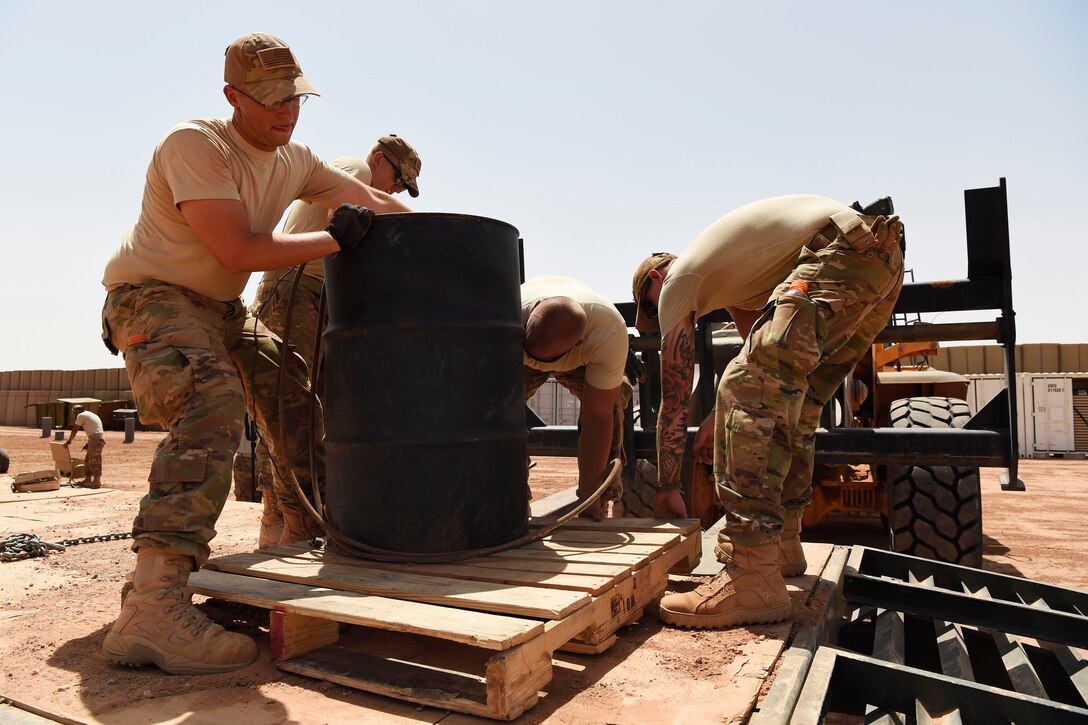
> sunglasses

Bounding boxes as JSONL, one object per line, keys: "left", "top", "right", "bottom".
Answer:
{"left": 230, "top": 86, "right": 309, "bottom": 112}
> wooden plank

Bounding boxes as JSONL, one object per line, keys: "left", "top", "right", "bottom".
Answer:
{"left": 560, "top": 575, "right": 638, "bottom": 652}
{"left": 487, "top": 547, "right": 650, "bottom": 567}
{"left": 541, "top": 529, "right": 680, "bottom": 547}
{"left": 278, "top": 645, "right": 497, "bottom": 719}
{"left": 259, "top": 545, "right": 619, "bottom": 595}
{"left": 573, "top": 524, "right": 700, "bottom": 646}
{"left": 270, "top": 610, "right": 339, "bottom": 660}
{"left": 200, "top": 518, "right": 700, "bottom": 721}
{"left": 0, "top": 701, "right": 68, "bottom": 725}
{"left": 187, "top": 569, "right": 545, "bottom": 649}
{"left": 529, "top": 485, "right": 578, "bottom": 518}
{"left": 532, "top": 517, "right": 701, "bottom": 535}
{"left": 270, "top": 541, "right": 634, "bottom": 580}
{"left": 560, "top": 525, "right": 701, "bottom": 654}
{"left": 519, "top": 539, "right": 663, "bottom": 557}
{"left": 204, "top": 552, "right": 590, "bottom": 619}
{"left": 558, "top": 634, "right": 618, "bottom": 655}
{"left": 457, "top": 555, "right": 630, "bottom": 580}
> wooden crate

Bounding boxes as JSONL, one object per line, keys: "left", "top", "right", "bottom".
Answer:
{"left": 189, "top": 517, "right": 700, "bottom": 720}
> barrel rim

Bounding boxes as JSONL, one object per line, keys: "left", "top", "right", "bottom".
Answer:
{"left": 372, "top": 211, "right": 520, "bottom": 237}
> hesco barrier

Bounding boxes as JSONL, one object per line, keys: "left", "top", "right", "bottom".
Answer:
{"left": 0, "top": 368, "right": 132, "bottom": 427}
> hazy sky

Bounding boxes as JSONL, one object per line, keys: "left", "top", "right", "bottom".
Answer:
{"left": 1, "top": 1, "right": 1085, "bottom": 372}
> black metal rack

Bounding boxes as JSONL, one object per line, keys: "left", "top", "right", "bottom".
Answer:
{"left": 753, "top": 546, "right": 1088, "bottom": 723}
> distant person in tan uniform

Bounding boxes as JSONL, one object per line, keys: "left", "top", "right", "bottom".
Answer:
{"left": 522, "top": 275, "right": 631, "bottom": 520}
{"left": 65, "top": 406, "right": 105, "bottom": 488}
{"left": 633, "top": 195, "right": 903, "bottom": 629}
{"left": 247, "top": 137, "right": 422, "bottom": 546}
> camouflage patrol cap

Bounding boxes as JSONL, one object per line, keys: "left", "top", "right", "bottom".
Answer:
{"left": 224, "top": 33, "right": 319, "bottom": 106}
{"left": 632, "top": 252, "right": 677, "bottom": 334}
{"left": 376, "top": 134, "right": 422, "bottom": 197}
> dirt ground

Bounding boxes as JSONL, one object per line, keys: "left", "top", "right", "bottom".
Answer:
{"left": 0, "top": 424, "right": 1085, "bottom": 724}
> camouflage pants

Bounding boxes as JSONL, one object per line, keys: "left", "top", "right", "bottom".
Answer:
{"left": 85, "top": 433, "right": 105, "bottom": 478}
{"left": 715, "top": 223, "right": 904, "bottom": 547}
{"left": 232, "top": 449, "right": 273, "bottom": 502}
{"left": 250, "top": 271, "right": 325, "bottom": 513}
{"left": 103, "top": 280, "right": 319, "bottom": 567}
{"left": 524, "top": 366, "right": 632, "bottom": 502}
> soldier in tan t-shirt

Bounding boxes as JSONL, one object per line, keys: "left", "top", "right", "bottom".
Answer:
{"left": 632, "top": 194, "right": 904, "bottom": 630}
{"left": 522, "top": 275, "right": 630, "bottom": 520}
{"left": 247, "top": 137, "right": 422, "bottom": 546}
{"left": 99, "top": 32, "right": 412, "bottom": 677}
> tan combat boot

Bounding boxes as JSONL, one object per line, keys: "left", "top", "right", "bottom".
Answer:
{"left": 103, "top": 547, "right": 258, "bottom": 675}
{"left": 714, "top": 511, "right": 807, "bottom": 577}
{"left": 278, "top": 509, "right": 324, "bottom": 545}
{"left": 258, "top": 489, "right": 284, "bottom": 549}
{"left": 659, "top": 540, "right": 791, "bottom": 629}
{"left": 778, "top": 509, "right": 807, "bottom": 577}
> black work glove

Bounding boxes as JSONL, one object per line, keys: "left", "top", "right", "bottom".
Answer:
{"left": 325, "top": 204, "right": 375, "bottom": 253}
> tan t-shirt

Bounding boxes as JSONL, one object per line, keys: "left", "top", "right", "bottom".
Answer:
{"left": 277, "top": 156, "right": 373, "bottom": 284}
{"left": 521, "top": 275, "right": 628, "bottom": 390}
{"left": 102, "top": 118, "right": 354, "bottom": 301}
{"left": 658, "top": 194, "right": 855, "bottom": 337}
{"left": 74, "top": 411, "right": 104, "bottom": 435}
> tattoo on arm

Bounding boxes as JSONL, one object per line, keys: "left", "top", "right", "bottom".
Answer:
{"left": 656, "top": 320, "right": 695, "bottom": 489}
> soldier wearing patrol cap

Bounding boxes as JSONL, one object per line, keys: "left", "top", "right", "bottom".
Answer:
{"left": 99, "top": 32, "right": 412, "bottom": 675}
{"left": 632, "top": 194, "right": 904, "bottom": 630}
{"left": 248, "top": 136, "right": 423, "bottom": 547}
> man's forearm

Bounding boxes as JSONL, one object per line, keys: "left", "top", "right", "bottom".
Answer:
{"left": 576, "top": 411, "right": 613, "bottom": 493}
{"left": 331, "top": 178, "right": 412, "bottom": 215}
{"left": 656, "top": 323, "right": 696, "bottom": 490}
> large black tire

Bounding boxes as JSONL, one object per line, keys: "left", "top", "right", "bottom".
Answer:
{"left": 887, "top": 397, "right": 982, "bottom": 567}
{"left": 618, "top": 459, "right": 658, "bottom": 518}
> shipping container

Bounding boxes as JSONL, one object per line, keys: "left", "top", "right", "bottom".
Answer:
{"left": 527, "top": 380, "right": 558, "bottom": 424}
{"left": 964, "top": 373, "right": 1083, "bottom": 458}
{"left": 556, "top": 386, "right": 581, "bottom": 426}
{"left": 1074, "top": 383, "right": 1088, "bottom": 452}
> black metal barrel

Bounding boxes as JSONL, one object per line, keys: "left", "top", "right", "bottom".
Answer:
{"left": 322, "top": 213, "right": 528, "bottom": 554}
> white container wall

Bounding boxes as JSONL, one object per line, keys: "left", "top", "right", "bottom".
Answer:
{"left": 555, "top": 386, "right": 581, "bottom": 426}
{"left": 526, "top": 379, "right": 582, "bottom": 426}
{"left": 1030, "top": 376, "right": 1075, "bottom": 454}
{"left": 966, "top": 373, "right": 1082, "bottom": 457}
{"left": 527, "top": 380, "right": 558, "bottom": 424}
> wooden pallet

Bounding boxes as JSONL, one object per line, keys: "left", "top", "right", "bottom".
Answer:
{"left": 189, "top": 517, "right": 700, "bottom": 720}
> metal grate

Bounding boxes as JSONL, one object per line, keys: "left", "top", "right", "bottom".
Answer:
{"left": 839, "top": 485, "right": 876, "bottom": 512}
{"left": 753, "top": 546, "right": 1088, "bottom": 723}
